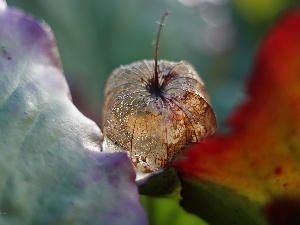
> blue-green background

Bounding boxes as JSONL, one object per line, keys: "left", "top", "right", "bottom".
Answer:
{"left": 6, "top": 0, "right": 300, "bottom": 224}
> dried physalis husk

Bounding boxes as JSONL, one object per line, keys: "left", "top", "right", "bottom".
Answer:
{"left": 102, "top": 12, "right": 216, "bottom": 176}
{"left": 102, "top": 59, "right": 217, "bottom": 173}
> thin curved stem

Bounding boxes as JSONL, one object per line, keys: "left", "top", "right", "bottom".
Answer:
{"left": 154, "top": 11, "right": 169, "bottom": 93}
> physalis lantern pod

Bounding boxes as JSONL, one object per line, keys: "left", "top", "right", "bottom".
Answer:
{"left": 102, "top": 12, "right": 217, "bottom": 175}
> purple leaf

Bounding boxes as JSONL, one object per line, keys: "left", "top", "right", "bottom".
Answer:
{"left": 0, "top": 3, "right": 148, "bottom": 225}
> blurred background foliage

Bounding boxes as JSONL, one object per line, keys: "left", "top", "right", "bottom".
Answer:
{"left": 6, "top": 0, "right": 300, "bottom": 224}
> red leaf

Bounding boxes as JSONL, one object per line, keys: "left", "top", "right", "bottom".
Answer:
{"left": 174, "top": 10, "right": 300, "bottom": 204}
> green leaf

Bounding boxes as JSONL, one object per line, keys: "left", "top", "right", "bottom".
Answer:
{"left": 141, "top": 195, "right": 208, "bottom": 225}
{"left": 180, "top": 178, "right": 267, "bottom": 225}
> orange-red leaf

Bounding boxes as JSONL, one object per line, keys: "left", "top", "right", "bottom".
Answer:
{"left": 174, "top": 9, "right": 300, "bottom": 205}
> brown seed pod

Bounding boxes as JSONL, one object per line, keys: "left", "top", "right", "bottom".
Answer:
{"left": 102, "top": 12, "right": 217, "bottom": 173}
